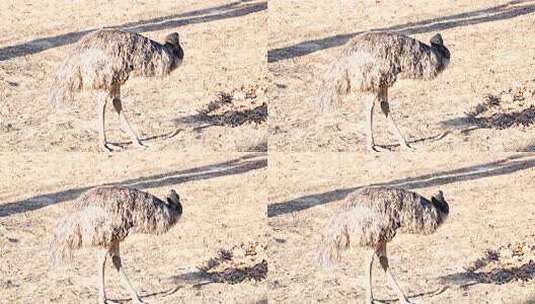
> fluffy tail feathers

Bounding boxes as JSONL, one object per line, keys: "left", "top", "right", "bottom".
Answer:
{"left": 49, "top": 213, "right": 83, "bottom": 265}
{"left": 317, "top": 212, "right": 352, "bottom": 268}
{"left": 317, "top": 59, "right": 352, "bottom": 112}
{"left": 48, "top": 56, "right": 83, "bottom": 108}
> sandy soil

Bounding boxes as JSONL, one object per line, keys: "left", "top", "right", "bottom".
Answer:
{"left": 0, "top": 0, "right": 267, "bottom": 152}
{"left": 0, "top": 152, "right": 267, "bottom": 304}
{"left": 268, "top": 152, "right": 535, "bottom": 303}
{"left": 269, "top": 0, "right": 535, "bottom": 152}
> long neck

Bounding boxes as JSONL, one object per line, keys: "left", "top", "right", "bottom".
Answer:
{"left": 164, "top": 43, "right": 184, "bottom": 69}
{"left": 399, "top": 197, "right": 442, "bottom": 235}
{"left": 131, "top": 199, "right": 180, "bottom": 235}
{"left": 399, "top": 43, "right": 447, "bottom": 80}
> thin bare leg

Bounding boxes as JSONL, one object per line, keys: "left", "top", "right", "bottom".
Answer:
{"left": 377, "top": 244, "right": 413, "bottom": 304}
{"left": 365, "top": 249, "right": 375, "bottom": 304}
{"left": 366, "top": 94, "right": 377, "bottom": 152}
{"left": 97, "top": 93, "right": 112, "bottom": 152}
{"left": 110, "top": 242, "right": 144, "bottom": 304}
{"left": 97, "top": 249, "right": 108, "bottom": 304}
{"left": 111, "top": 88, "right": 145, "bottom": 149}
{"left": 379, "top": 87, "right": 413, "bottom": 151}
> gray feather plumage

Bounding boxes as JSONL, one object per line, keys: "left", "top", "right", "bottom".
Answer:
{"left": 49, "top": 186, "right": 182, "bottom": 264}
{"left": 318, "top": 186, "right": 449, "bottom": 267}
{"left": 48, "top": 29, "right": 184, "bottom": 107}
{"left": 318, "top": 32, "right": 450, "bottom": 111}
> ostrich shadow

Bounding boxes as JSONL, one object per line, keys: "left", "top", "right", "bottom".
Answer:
{"left": 107, "top": 286, "right": 183, "bottom": 303}
{"left": 373, "top": 286, "right": 449, "bottom": 303}
{"left": 373, "top": 130, "right": 451, "bottom": 151}
{"left": 105, "top": 127, "right": 183, "bottom": 150}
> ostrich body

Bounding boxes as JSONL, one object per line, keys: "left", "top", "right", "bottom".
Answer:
{"left": 319, "top": 32, "right": 450, "bottom": 151}
{"left": 49, "top": 29, "right": 184, "bottom": 151}
{"left": 318, "top": 186, "right": 449, "bottom": 304}
{"left": 50, "top": 186, "right": 183, "bottom": 304}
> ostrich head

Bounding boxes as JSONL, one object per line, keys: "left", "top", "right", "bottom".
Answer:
{"left": 429, "top": 33, "right": 450, "bottom": 69}
{"left": 166, "top": 189, "right": 183, "bottom": 218}
{"left": 430, "top": 33, "right": 444, "bottom": 46}
{"left": 164, "top": 32, "right": 184, "bottom": 68}
{"left": 431, "top": 190, "right": 449, "bottom": 224}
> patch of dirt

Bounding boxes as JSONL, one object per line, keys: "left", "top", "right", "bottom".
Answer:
{"left": 198, "top": 242, "right": 268, "bottom": 284}
{"left": 197, "top": 85, "right": 268, "bottom": 127}
{"left": 462, "top": 241, "right": 535, "bottom": 284}
{"left": 466, "top": 81, "right": 535, "bottom": 129}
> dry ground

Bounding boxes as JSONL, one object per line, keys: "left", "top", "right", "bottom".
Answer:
{"left": 269, "top": 0, "right": 535, "bottom": 152}
{"left": 0, "top": 0, "right": 267, "bottom": 152}
{"left": 0, "top": 152, "right": 267, "bottom": 303}
{"left": 268, "top": 152, "right": 535, "bottom": 303}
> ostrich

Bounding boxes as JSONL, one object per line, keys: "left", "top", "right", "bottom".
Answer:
{"left": 49, "top": 29, "right": 184, "bottom": 151}
{"left": 318, "top": 186, "right": 449, "bottom": 304}
{"left": 318, "top": 32, "right": 451, "bottom": 151}
{"left": 50, "top": 186, "right": 183, "bottom": 304}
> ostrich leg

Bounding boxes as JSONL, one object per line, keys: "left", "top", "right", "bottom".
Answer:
{"left": 111, "top": 86, "right": 145, "bottom": 149}
{"left": 110, "top": 242, "right": 145, "bottom": 304}
{"left": 97, "top": 249, "right": 108, "bottom": 304}
{"left": 365, "top": 249, "right": 375, "bottom": 304}
{"left": 96, "top": 92, "right": 112, "bottom": 152}
{"left": 379, "top": 87, "right": 413, "bottom": 151}
{"left": 377, "top": 243, "right": 413, "bottom": 304}
{"left": 366, "top": 94, "right": 377, "bottom": 152}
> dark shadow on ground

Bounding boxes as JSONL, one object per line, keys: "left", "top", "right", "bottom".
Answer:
{"left": 442, "top": 106, "right": 535, "bottom": 130}
{"left": 375, "top": 131, "right": 451, "bottom": 151}
{"left": 0, "top": 0, "right": 266, "bottom": 61}
{"left": 440, "top": 262, "right": 535, "bottom": 287}
{"left": 374, "top": 286, "right": 448, "bottom": 303}
{"left": 173, "top": 103, "right": 267, "bottom": 128}
{"left": 268, "top": 153, "right": 535, "bottom": 217}
{"left": 0, "top": 153, "right": 266, "bottom": 218}
{"left": 439, "top": 244, "right": 535, "bottom": 288}
{"left": 109, "top": 285, "right": 183, "bottom": 303}
{"left": 268, "top": 0, "right": 535, "bottom": 62}
{"left": 169, "top": 260, "right": 268, "bottom": 286}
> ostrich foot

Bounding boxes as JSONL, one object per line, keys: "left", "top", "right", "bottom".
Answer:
{"left": 100, "top": 142, "right": 123, "bottom": 152}
{"left": 132, "top": 140, "right": 148, "bottom": 149}
{"left": 399, "top": 143, "right": 415, "bottom": 151}
{"left": 367, "top": 144, "right": 390, "bottom": 152}
{"left": 133, "top": 297, "right": 146, "bottom": 304}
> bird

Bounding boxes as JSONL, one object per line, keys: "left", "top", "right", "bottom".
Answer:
{"left": 318, "top": 186, "right": 449, "bottom": 304}
{"left": 48, "top": 29, "right": 184, "bottom": 151}
{"left": 318, "top": 32, "right": 451, "bottom": 151}
{"left": 50, "top": 186, "right": 183, "bottom": 304}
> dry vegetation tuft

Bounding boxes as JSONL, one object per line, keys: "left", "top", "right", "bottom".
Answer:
{"left": 197, "top": 242, "right": 268, "bottom": 284}
{"left": 466, "top": 80, "right": 535, "bottom": 129}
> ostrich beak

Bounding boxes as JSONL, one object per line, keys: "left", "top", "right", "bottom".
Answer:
{"left": 167, "top": 189, "right": 180, "bottom": 205}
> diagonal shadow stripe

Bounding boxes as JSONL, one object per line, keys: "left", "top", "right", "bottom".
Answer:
{"left": 268, "top": 1, "right": 535, "bottom": 62}
{"left": 268, "top": 154, "right": 535, "bottom": 217}
{"left": 0, "top": 153, "right": 266, "bottom": 218}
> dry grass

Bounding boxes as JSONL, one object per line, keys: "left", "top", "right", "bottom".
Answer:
{"left": 464, "top": 80, "right": 535, "bottom": 129}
